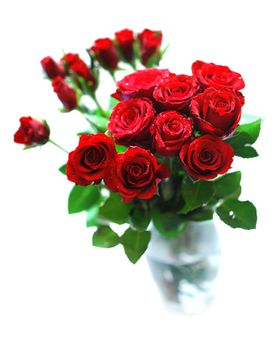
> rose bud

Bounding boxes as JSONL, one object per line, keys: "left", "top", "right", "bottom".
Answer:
{"left": 52, "top": 77, "right": 77, "bottom": 111}
{"left": 108, "top": 98, "right": 155, "bottom": 147}
{"left": 41, "top": 56, "right": 65, "bottom": 80}
{"left": 153, "top": 74, "right": 200, "bottom": 111}
{"left": 14, "top": 116, "right": 50, "bottom": 146}
{"left": 63, "top": 53, "right": 96, "bottom": 87}
{"left": 66, "top": 134, "right": 116, "bottom": 186}
{"left": 112, "top": 68, "right": 172, "bottom": 100}
{"left": 179, "top": 135, "right": 234, "bottom": 180}
{"left": 115, "top": 29, "right": 135, "bottom": 62}
{"left": 90, "top": 38, "right": 119, "bottom": 71}
{"left": 109, "top": 147, "right": 170, "bottom": 203}
{"left": 138, "top": 29, "right": 163, "bottom": 66}
{"left": 151, "top": 111, "right": 193, "bottom": 157}
{"left": 192, "top": 60, "right": 245, "bottom": 91}
{"left": 190, "top": 87, "right": 242, "bottom": 137}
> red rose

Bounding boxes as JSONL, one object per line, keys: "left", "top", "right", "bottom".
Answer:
{"left": 151, "top": 111, "right": 193, "bottom": 157}
{"left": 192, "top": 60, "right": 245, "bottom": 91}
{"left": 52, "top": 77, "right": 77, "bottom": 111}
{"left": 179, "top": 135, "right": 234, "bottom": 180}
{"left": 108, "top": 98, "right": 155, "bottom": 147}
{"left": 40, "top": 56, "right": 65, "bottom": 80}
{"left": 14, "top": 117, "right": 50, "bottom": 146}
{"left": 90, "top": 38, "right": 119, "bottom": 71}
{"left": 190, "top": 87, "right": 242, "bottom": 137}
{"left": 153, "top": 74, "right": 200, "bottom": 111}
{"left": 112, "top": 68, "right": 172, "bottom": 100}
{"left": 138, "top": 29, "right": 162, "bottom": 66}
{"left": 66, "top": 134, "right": 116, "bottom": 186}
{"left": 115, "top": 29, "right": 135, "bottom": 62}
{"left": 63, "top": 53, "right": 96, "bottom": 86}
{"left": 109, "top": 147, "right": 170, "bottom": 203}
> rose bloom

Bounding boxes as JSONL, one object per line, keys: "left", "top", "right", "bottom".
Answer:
{"left": 153, "top": 74, "right": 200, "bottom": 111}
{"left": 179, "top": 135, "right": 234, "bottom": 180}
{"left": 151, "top": 111, "right": 193, "bottom": 157}
{"left": 108, "top": 98, "right": 155, "bottom": 147}
{"left": 190, "top": 87, "right": 242, "bottom": 137}
{"left": 138, "top": 29, "right": 162, "bottom": 66}
{"left": 14, "top": 116, "right": 50, "bottom": 146}
{"left": 52, "top": 77, "right": 77, "bottom": 111}
{"left": 40, "top": 56, "right": 65, "bottom": 80}
{"left": 90, "top": 38, "right": 119, "bottom": 71}
{"left": 66, "top": 134, "right": 116, "bottom": 186}
{"left": 192, "top": 60, "right": 245, "bottom": 91}
{"left": 115, "top": 29, "right": 135, "bottom": 62}
{"left": 107, "top": 147, "right": 170, "bottom": 203}
{"left": 112, "top": 68, "right": 172, "bottom": 100}
{"left": 63, "top": 53, "right": 96, "bottom": 86}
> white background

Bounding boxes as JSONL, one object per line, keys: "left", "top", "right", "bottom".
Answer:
{"left": 1, "top": 0, "right": 276, "bottom": 349}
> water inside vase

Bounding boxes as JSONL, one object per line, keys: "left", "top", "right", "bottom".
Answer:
{"left": 147, "top": 221, "right": 220, "bottom": 314}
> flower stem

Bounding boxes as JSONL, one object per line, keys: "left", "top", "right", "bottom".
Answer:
{"left": 49, "top": 139, "right": 68, "bottom": 153}
{"left": 109, "top": 71, "right": 117, "bottom": 83}
{"left": 92, "top": 94, "right": 109, "bottom": 118}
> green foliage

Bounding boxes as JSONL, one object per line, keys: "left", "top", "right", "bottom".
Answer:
{"left": 128, "top": 205, "right": 151, "bottom": 231}
{"left": 93, "top": 226, "right": 120, "bottom": 248}
{"left": 216, "top": 199, "right": 257, "bottom": 230}
{"left": 86, "top": 206, "right": 99, "bottom": 227}
{"left": 99, "top": 192, "right": 132, "bottom": 224}
{"left": 227, "top": 118, "right": 261, "bottom": 158}
{"left": 85, "top": 114, "right": 108, "bottom": 132}
{"left": 68, "top": 185, "right": 100, "bottom": 214}
{"left": 180, "top": 178, "right": 215, "bottom": 214}
{"left": 187, "top": 208, "right": 214, "bottom": 221}
{"left": 108, "top": 97, "right": 118, "bottom": 111}
{"left": 152, "top": 209, "right": 187, "bottom": 239}
{"left": 59, "top": 164, "right": 67, "bottom": 175}
{"left": 213, "top": 171, "right": 241, "bottom": 199}
{"left": 120, "top": 228, "right": 151, "bottom": 264}
{"left": 145, "top": 52, "right": 160, "bottom": 68}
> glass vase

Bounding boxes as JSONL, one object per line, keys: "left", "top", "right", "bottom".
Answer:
{"left": 146, "top": 220, "right": 220, "bottom": 314}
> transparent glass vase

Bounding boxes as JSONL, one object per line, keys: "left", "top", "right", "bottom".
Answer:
{"left": 146, "top": 220, "right": 220, "bottom": 314}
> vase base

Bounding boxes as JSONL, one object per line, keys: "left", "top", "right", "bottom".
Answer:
{"left": 147, "top": 254, "right": 219, "bottom": 314}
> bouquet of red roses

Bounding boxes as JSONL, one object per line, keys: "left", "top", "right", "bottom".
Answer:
{"left": 14, "top": 29, "right": 260, "bottom": 263}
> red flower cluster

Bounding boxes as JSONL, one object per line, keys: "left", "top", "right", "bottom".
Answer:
{"left": 66, "top": 61, "right": 244, "bottom": 201}
{"left": 40, "top": 28, "right": 163, "bottom": 112}
{"left": 66, "top": 134, "right": 170, "bottom": 202}
{"left": 109, "top": 61, "right": 244, "bottom": 178}
{"left": 90, "top": 28, "right": 163, "bottom": 70}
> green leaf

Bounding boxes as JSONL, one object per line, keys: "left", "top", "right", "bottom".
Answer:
{"left": 160, "top": 44, "right": 169, "bottom": 59}
{"left": 86, "top": 205, "right": 99, "bottom": 227}
{"left": 129, "top": 206, "right": 151, "bottom": 232}
{"left": 93, "top": 226, "right": 120, "bottom": 248}
{"left": 115, "top": 144, "right": 127, "bottom": 153}
{"left": 152, "top": 210, "right": 188, "bottom": 239}
{"left": 68, "top": 185, "right": 100, "bottom": 214}
{"left": 235, "top": 146, "right": 258, "bottom": 158}
{"left": 214, "top": 171, "right": 241, "bottom": 199}
{"left": 99, "top": 192, "right": 132, "bottom": 224}
{"left": 77, "top": 127, "right": 97, "bottom": 136}
{"left": 240, "top": 114, "right": 261, "bottom": 124}
{"left": 180, "top": 179, "right": 215, "bottom": 214}
{"left": 59, "top": 164, "right": 67, "bottom": 175}
{"left": 108, "top": 96, "right": 118, "bottom": 110}
{"left": 216, "top": 199, "right": 257, "bottom": 230}
{"left": 145, "top": 51, "right": 161, "bottom": 68}
{"left": 86, "top": 115, "right": 108, "bottom": 132}
{"left": 120, "top": 228, "right": 151, "bottom": 264}
{"left": 227, "top": 119, "right": 261, "bottom": 158}
{"left": 187, "top": 208, "right": 214, "bottom": 221}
